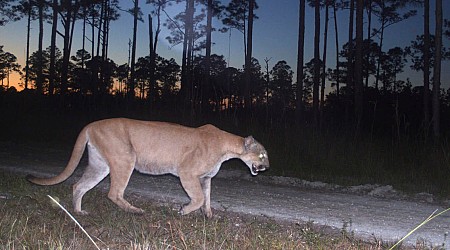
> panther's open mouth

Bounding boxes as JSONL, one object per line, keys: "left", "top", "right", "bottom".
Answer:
{"left": 251, "top": 164, "right": 267, "bottom": 176}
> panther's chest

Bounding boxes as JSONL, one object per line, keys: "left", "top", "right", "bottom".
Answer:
{"left": 202, "top": 163, "right": 221, "bottom": 178}
{"left": 201, "top": 154, "right": 234, "bottom": 178}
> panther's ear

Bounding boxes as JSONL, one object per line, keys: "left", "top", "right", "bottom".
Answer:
{"left": 244, "top": 136, "right": 255, "bottom": 150}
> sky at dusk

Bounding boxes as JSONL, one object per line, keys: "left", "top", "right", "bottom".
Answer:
{"left": 1, "top": 0, "right": 450, "bottom": 91}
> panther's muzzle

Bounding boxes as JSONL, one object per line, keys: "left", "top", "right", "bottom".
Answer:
{"left": 251, "top": 164, "right": 268, "bottom": 176}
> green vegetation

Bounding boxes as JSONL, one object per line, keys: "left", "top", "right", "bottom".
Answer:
{"left": 264, "top": 125, "right": 450, "bottom": 196}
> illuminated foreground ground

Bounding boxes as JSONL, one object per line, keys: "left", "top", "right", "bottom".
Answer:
{"left": 0, "top": 143, "right": 449, "bottom": 248}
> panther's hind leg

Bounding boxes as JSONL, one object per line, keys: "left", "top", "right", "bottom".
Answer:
{"left": 107, "top": 155, "right": 144, "bottom": 214}
{"left": 73, "top": 152, "right": 109, "bottom": 215}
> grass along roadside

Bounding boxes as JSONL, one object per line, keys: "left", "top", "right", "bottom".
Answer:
{"left": 0, "top": 171, "right": 407, "bottom": 250}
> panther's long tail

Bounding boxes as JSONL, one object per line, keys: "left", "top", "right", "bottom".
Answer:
{"left": 27, "top": 126, "right": 90, "bottom": 185}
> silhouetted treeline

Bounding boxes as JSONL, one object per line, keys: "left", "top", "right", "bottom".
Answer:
{"left": 1, "top": 0, "right": 450, "bottom": 140}
{"left": 3, "top": 73, "right": 450, "bottom": 141}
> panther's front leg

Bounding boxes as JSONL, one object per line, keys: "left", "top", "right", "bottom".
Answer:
{"left": 200, "top": 177, "right": 213, "bottom": 218}
{"left": 178, "top": 172, "right": 205, "bottom": 216}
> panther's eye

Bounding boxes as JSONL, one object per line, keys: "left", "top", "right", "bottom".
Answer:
{"left": 259, "top": 152, "right": 266, "bottom": 160}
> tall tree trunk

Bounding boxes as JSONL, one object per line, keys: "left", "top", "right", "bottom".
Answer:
{"left": 128, "top": 0, "right": 139, "bottom": 99}
{"left": 320, "top": 2, "right": 329, "bottom": 115}
{"left": 90, "top": 10, "right": 96, "bottom": 95}
{"left": 244, "top": 0, "right": 255, "bottom": 111}
{"left": 375, "top": 1, "right": 387, "bottom": 92}
{"left": 203, "top": 0, "right": 213, "bottom": 112}
{"left": 91, "top": 13, "right": 95, "bottom": 58}
{"left": 242, "top": 11, "right": 247, "bottom": 60}
{"left": 375, "top": 17, "right": 385, "bottom": 91}
{"left": 180, "top": 0, "right": 188, "bottom": 102}
{"left": 60, "top": 0, "right": 72, "bottom": 95}
{"left": 344, "top": 0, "right": 355, "bottom": 124}
{"left": 181, "top": 0, "right": 194, "bottom": 106}
{"left": 264, "top": 57, "right": 270, "bottom": 124}
{"left": 365, "top": 0, "right": 372, "bottom": 88}
{"left": 432, "top": 0, "right": 442, "bottom": 138}
{"left": 423, "top": 0, "right": 430, "bottom": 129}
{"left": 101, "top": 0, "right": 108, "bottom": 61}
{"left": 295, "top": 0, "right": 305, "bottom": 123}
{"left": 354, "top": 0, "right": 364, "bottom": 129}
{"left": 101, "top": 0, "right": 109, "bottom": 92}
{"left": 148, "top": 14, "right": 154, "bottom": 102}
{"left": 346, "top": 0, "right": 354, "bottom": 90}
{"left": 36, "top": 0, "right": 44, "bottom": 94}
{"left": 333, "top": 2, "right": 340, "bottom": 99}
{"left": 153, "top": 9, "right": 161, "bottom": 53}
{"left": 148, "top": 4, "right": 161, "bottom": 104}
{"left": 49, "top": 0, "right": 58, "bottom": 95}
{"left": 186, "top": 0, "right": 195, "bottom": 109}
{"left": 25, "top": 1, "right": 32, "bottom": 90}
{"left": 205, "top": 0, "right": 212, "bottom": 73}
{"left": 81, "top": 6, "right": 86, "bottom": 69}
{"left": 69, "top": 0, "right": 78, "bottom": 56}
{"left": 149, "top": 14, "right": 153, "bottom": 56}
{"left": 313, "top": 0, "right": 320, "bottom": 126}
{"left": 96, "top": 0, "right": 104, "bottom": 57}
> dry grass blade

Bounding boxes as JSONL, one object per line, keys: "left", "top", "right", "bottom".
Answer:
{"left": 389, "top": 207, "right": 450, "bottom": 249}
{"left": 47, "top": 195, "right": 101, "bottom": 250}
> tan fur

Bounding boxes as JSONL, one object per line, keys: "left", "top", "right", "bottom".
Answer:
{"left": 27, "top": 118, "right": 269, "bottom": 218}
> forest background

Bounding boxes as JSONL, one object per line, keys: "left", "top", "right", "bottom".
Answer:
{"left": 1, "top": 0, "right": 450, "bottom": 196}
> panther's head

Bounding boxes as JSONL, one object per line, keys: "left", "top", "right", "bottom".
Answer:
{"left": 241, "top": 136, "right": 269, "bottom": 176}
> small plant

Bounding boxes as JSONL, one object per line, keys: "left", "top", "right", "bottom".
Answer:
{"left": 341, "top": 218, "right": 354, "bottom": 240}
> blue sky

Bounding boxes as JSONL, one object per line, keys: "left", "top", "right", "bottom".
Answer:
{"left": 1, "top": 0, "right": 449, "bottom": 90}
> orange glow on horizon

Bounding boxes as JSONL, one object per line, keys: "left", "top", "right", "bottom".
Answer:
{"left": 1, "top": 72, "right": 24, "bottom": 91}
